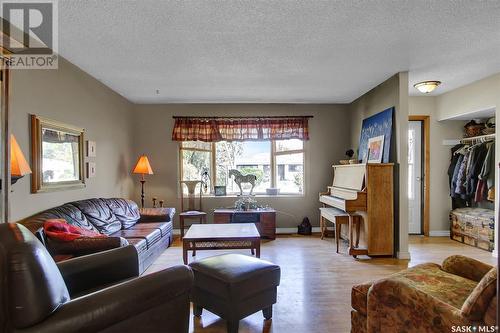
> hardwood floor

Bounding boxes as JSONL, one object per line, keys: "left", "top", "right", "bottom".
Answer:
{"left": 145, "top": 234, "right": 496, "bottom": 333}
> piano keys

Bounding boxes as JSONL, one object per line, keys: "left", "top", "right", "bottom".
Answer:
{"left": 319, "top": 163, "right": 394, "bottom": 257}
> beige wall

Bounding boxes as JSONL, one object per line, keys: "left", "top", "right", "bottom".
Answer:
{"left": 436, "top": 73, "right": 500, "bottom": 121}
{"left": 409, "top": 97, "right": 466, "bottom": 233}
{"left": 348, "top": 73, "right": 410, "bottom": 258}
{"left": 10, "top": 57, "right": 135, "bottom": 221}
{"left": 131, "top": 104, "right": 350, "bottom": 229}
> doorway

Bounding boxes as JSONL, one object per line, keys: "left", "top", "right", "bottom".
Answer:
{"left": 408, "top": 121, "right": 423, "bottom": 234}
{"left": 408, "top": 116, "right": 430, "bottom": 236}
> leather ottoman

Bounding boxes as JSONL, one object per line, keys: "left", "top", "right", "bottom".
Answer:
{"left": 189, "top": 254, "right": 281, "bottom": 333}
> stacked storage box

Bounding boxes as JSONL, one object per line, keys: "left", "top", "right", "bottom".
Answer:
{"left": 450, "top": 208, "right": 494, "bottom": 251}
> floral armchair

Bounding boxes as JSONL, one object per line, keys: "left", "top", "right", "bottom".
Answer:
{"left": 351, "top": 255, "right": 497, "bottom": 333}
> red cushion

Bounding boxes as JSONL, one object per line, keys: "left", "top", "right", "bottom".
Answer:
{"left": 44, "top": 219, "right": 106, "bottom": 242}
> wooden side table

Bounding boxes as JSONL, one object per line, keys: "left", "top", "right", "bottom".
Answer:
{"left": 180, "top": 211, "right": 207, "bottom": 239}
{"left": 213, "top": 209, "right": 276, "bottom": 239}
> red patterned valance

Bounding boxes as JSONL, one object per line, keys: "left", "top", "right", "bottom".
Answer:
{"left": 171, "top": 116, "right": 311, "bottom": 142}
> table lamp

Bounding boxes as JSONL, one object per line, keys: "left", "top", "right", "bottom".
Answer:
{"left": 133, "top": 155, "right": 153, "bottom": 208}
{"left": 0, "top": 135, "right": 32, "bottom": 189}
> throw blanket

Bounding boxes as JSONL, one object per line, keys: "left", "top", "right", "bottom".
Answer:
{"left": 44, "top": 219, "right": 106, "bottom": 242}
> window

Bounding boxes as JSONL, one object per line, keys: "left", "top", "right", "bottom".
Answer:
{"left": 179, "top": 139, "right": 304, "bottom": 195}
{"left": 274, "top": 139, "right": 304, "bottom": 194}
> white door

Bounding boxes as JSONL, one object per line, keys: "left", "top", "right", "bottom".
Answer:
{"left": 408, "top": 121, "right": 422, "bottom": 234}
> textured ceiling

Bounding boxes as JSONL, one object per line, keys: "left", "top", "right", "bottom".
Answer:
{"left": 58, "top": 1, "right": 500, "bottom": 103}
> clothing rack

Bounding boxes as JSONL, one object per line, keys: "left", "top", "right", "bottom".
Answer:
{"left": 459, "top": 133, "right": 495, "bottom": 144}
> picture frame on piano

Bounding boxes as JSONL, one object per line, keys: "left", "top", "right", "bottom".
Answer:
{"left": 367, "top": 135, "right": 384, "bottom": 163}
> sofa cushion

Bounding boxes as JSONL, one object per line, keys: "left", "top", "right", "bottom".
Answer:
{"left": 385, "top": 263, "right": 477, "bottom": 309}
{"left": 105, "top": 198, "right": 140, "bottom": 229}
{"left": 20, "top": 203, "right": 98, "bottom": 234}
{"left": 71, "top": 199, "right": 122, "bottom": 236}
{"left": 461, "top": 267, "right": 497, "bottom": 320}
{"left": 189, "top": 254, "right": 281, "bottom": 301}
{"left": 351, "top": 282, "right": 371, "bottom": 316}
{"left": 127, "top": 222, "right": 172, "bottom": 237}
{"left": 352, "top": 263, "right": 479, "bottom": 319}
{"left": 113, "top": 228, "right": 162, "bottom": 248}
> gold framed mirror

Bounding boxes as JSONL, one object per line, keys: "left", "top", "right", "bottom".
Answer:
{"left": 30, "top": 115, "right": 85, "bottom": 193}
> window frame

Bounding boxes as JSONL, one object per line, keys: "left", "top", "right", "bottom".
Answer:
{"left": 272, "top": 140, "right": 305, "bottom": 194}
{"left": 179, "top": 139, "right": 305, "bottom": 196}
{"left": 178, "top": 142, "right": 215, "bottom": 196}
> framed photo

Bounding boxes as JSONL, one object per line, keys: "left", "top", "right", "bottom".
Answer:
{"left": 87, "top": 162, "right": 96, "bottom": 178}
{"left": 86, "top": 140, "right": 96, "bottom": 157}
{"left": 31, "top": 115, "right": 85, "bottom": 193}
{"left": 214, "top": 185, "right": 226, "bottom": 196}
{"left": 367, "top": 135, "right": 385, "bottom": 163}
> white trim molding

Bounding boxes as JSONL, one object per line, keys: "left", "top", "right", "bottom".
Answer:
{"left": 429, "top": 230, "right": 451, "bottom": 237}
{"left": 173, "top": 227, "right": 321, "bottom": 235}
{"left": 276, "top": 227, "right": 321, "bottom": 234}
{"left": 397, "top": 251, "right": 411, "bottom": 260}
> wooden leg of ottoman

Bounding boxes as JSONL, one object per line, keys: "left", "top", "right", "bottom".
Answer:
{"left": 263, "top": 306, "right": 273, "bottom": 320}
{"left": 193, "top": 304, "right": 203, "bottom": 317}
{"left": 227, "top": 320, "right": 239, "bottom": 333}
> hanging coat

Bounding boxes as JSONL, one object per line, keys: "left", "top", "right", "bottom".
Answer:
{"left": 475, "top": 142, "right": 495, "bottom": 202}
{"left": 455, "top": 151, "right": 470, "bottom": 197}
{"left": 465, "top": 143, "right": 488, "bottom": 199}
{"left": 450, "top": 153, "right": 464, "bottom": 197}
{"left": 448, "top": 144, "right": 464, "bottom": 189}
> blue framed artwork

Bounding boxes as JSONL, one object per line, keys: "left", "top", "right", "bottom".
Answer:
{"left": 358, "top": 107, "right": 394, "bottom": 163}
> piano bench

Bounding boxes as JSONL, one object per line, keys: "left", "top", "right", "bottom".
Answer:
{"left": 320, "top": 208, "right": 361, "bottom": 253}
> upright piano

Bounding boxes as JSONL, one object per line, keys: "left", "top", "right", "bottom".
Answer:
{"left": 320, "top": 163, "right": 394, "bottom": 257}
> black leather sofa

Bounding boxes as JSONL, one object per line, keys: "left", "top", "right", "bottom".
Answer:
{"left": 0, "top": 223, "right": 193, "bottom": 333}
{"left": 18, "top": 198, "right": 175, "bottom": 274}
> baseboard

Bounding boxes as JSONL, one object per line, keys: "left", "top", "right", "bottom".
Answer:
{"left": 173, "top": 227, "right": 320, "bottom": 235}
{"left": 275, "top": 227, "right": 320, "bottom": 234}
{"left": 429, "top": 230, "right": 450, "bottom": 237}
{"left": 397, "top": 251, "right": 411, "bottom": 260}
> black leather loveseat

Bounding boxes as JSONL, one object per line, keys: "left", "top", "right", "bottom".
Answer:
{"left": 18, "top": 198, "right": 175, "bottom": 274}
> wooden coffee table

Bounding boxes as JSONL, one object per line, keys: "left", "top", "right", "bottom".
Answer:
{"left": 182, "top": 223, "right": 261, "bottom": 264}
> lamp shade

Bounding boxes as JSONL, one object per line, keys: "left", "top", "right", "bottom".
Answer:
{"left": 133, "top": 155, "right": 154, "bottom": 175}
{"left": 11, "top": 135, "right": 31, "bottom": 176}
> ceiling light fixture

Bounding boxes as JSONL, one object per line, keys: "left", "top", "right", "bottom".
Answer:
{"left": 414, "top": 80, "right": 441, "bottom": 94}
